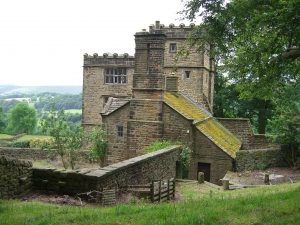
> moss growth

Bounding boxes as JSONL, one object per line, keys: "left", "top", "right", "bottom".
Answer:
{"left": 164, "top": 92, "right": 241, "bottom": 158}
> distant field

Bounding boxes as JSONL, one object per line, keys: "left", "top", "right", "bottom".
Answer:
{"left": 0, "top": 134, "right": 13, "bottom": 139}
{"left": 64, "top": 109, "right": 82, "bottom": 114}
{"left": 18, "top": 135, "right": 52, "bottom": 141}
{"left": 0, "top": 183, "right": 299, "bottom": 225}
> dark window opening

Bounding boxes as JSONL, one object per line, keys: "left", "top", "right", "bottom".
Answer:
{"left": 184, "top": 71, "right": 191, "bottom": 79}
{"left": 117, "top": 125, "right": 123, "bottom": 137}
{"left": 169, "top": 43, "right": 177, "bottom": 53}
{"left": 105, "top": 68, "right": 127, "bottom": 84}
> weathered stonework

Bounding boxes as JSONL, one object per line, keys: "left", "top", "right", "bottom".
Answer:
{"left": 235, "top": 148, "right": 287, "bottom": 171}
{"left": 217, "top": 118, "right": 277, "bottom": 150}
{"left": 82, "top": 22, "right": 215, "bottom": 139}
{"left": 32, "top": 146, "right": 181, "bottom": 195}
{"left": 0, "top": 156, "right": 32, "bottom": 199}
{"left": 102, "top": 104, "right": 130, "bottom": 164}
{"left": 82, "top": 21, "right": 278, "bottom": 184}
{"left": 82, "top": 54, "right": 134, "bottom": 137}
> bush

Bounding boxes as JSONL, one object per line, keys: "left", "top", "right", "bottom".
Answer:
{"left": 29, "top": 138, "right": 54, "bottom": 149}
{"left": 9, "top": 140, "right": 30, "bottom": 148}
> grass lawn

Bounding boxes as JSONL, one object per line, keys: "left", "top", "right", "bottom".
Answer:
{"left": 0, "top": 183, "right": 299, "bottom": 225}
{"left": 18, "top": 135, "right": 52, "bottom": 141}
{"left": 0, "top": 134, "right": 13, "bottom": 139}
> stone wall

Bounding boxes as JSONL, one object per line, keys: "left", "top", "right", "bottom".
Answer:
{"left": 32, "top": 146, "right": 181, "bottom": 195}
{"left": 162, "top": 104, "right": 233, "bottom": 184}
{"left": 235, "top": 148, "right": 287, "bottom": 171}
{"left": 217, "top": 118, "right": 253, "bottom": 149}
{"left": 0, "top": 147, "right": 54, "bottom": 161}
{"left": 191, "top": 130, "right": 233, "bottom": 184}
{"left": 0, "top": 147, "right": 90, "bottom": 163}
{"left": 217, "top": 118, "right": 277, "bottom": 150}
{"left": 0, "top": 156, "right": 32, "bottom": 199}
{"left": 102, "top": 104, "right": 130, "bottom": 164}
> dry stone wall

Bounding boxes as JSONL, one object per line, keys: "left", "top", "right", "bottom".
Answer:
{"left": 0, "top": 147, "right": 90, "bottom": 163}
{"left": 0, "top": 147, "right": 53, "bottom": 161}
{"left": 32, "top": 146, "right": 181, "bottom": 195}
{"left": 0, "top": 156, "right": 32, "bottom": 199}
{"left": 235, "top": 148, "right": 287, "bottom": 171}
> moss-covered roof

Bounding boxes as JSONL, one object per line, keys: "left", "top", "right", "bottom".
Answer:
{"left": 164, "top": 92, "right": 241, "bottom": 158}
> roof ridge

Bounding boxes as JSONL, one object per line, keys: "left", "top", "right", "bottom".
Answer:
{"left": 179, "top": 92, "right": 212, "bottom": 117}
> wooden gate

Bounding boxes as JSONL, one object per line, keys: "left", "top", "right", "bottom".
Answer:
{"left": 150, "top": 178, "right": 175, "bottom": 202}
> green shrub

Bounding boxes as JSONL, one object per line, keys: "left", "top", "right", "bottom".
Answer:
{"left": 9, "top": 140, "right": 30, "bottom": 148}
{"left": 29, "top": 138, "right": 54, "bottom": 149}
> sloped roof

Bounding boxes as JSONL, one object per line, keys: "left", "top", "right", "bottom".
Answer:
{"left": 164, "top": 91, "right": 241, "bottom": 158}
{"left": 101, "top": 97, "right": 129, "bottom": 116}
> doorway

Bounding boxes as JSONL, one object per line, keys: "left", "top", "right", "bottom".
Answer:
{"left": 198, "top": 162, "right": 211, "bottom": 182}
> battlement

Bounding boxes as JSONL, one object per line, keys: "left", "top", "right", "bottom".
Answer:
{"left": 84, "top": 53, "right": 135, "bottom": 67}
{"left": 147, "top": 21, "right": 196, "bottom": 39}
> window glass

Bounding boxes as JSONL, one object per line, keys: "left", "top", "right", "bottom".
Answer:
{"left": 105, "top": 68, "right": 127, "bottom": 84}
{"left": 117, "top": 125, "right": 123, "bottom": 137}
{"left": 169, "top": 43, "right": 177, "bottom": 53}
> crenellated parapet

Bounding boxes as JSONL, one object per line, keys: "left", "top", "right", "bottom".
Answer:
{"left": 147, "top": 21, "right": 196, "bottom": 39}
{"left": 84, "top": 53, "right": 135, "bottom": 67}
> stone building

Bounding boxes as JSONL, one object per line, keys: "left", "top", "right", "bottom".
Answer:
{"left": 82, "top": 21, "right": 271, "bottom": 184}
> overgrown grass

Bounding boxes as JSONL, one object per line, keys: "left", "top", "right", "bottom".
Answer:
{"left": 18, "top": 135, "right": 52, "bottom": 141}
{"left": 0, "top": 183, "right": 299, "bottom": 225}
{"left": 144, "top": 140, "right": 174, "bottom": 153}
{"left": 32, "top": 160, "right": 59, "bottom": 169}
{"left": 0, "top": 134, "right": 13, "bottom": 139}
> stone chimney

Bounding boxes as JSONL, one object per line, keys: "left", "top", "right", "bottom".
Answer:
{"left": 165, "top": 76, "right": 178, "bottom": 92}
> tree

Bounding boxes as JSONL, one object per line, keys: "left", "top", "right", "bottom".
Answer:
{"left": 267, "top": 85, "right": 300, "bottom": 167}
{"left": 7, "top": 103, "right": 37, "bottom": 134}
{"left": 0, "top": 106, "right": 6, "bottom": 132}
{"left": 42, "top": 106, "right": 83, "bottom": 169}
{"left": 181, "top": 0, "right": 300, "bottom": 133}
{"left": 66, "top": 125, "right": 83, "bottom": 170}
{"left": 41, "top": 107, "right": 69, "bottom": 169}
{"left": 88, "top": 128, "right": 108, "bottom": 168}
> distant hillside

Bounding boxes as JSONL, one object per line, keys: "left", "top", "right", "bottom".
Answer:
{"left": 0, "top": 85, "right": 82, "bottom": 96}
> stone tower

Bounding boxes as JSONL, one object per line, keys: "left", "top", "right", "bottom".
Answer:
{"left": 127, "top": 29, "right": 166, "bottom": 157}
{"left": 82, "top": 21, "right": 215, "bottom": 142}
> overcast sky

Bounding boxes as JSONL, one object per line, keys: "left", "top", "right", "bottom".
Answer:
{"left": 0, "top": 0, "right": 200, "bottom": 86}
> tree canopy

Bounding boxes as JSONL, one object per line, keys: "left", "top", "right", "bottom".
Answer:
{"left": 7, "top": 103, "right": 37, "bottom": 134}
{"left": 182, "top": 0, "right": 300, "bottom": 134}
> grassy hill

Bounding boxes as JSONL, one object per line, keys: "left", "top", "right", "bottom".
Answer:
{"left": 0, "top": 183, "right": 299, "bottom": 225}
{"left": 0, "top": 85, "right": 82, "bottom": 96}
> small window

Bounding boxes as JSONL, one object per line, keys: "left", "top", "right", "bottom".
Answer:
{"left": 117, "top": 125, "right": 123, "bottom": 137}
{"left": 184, "top": 71, "right": 191, "bottom": 79}
{"left": 169, "top": 43, "right": 177, "bottom": 53}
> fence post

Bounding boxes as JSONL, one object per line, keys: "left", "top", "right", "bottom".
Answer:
{"left": 158, "top": 180, "right": 161, "bottom": 202}
{"left": 264, "top": 173, "right": 270, "bottom": 185}
{"left": 172, "top": 178, "right": 175, "bottom": 198}
{"left": 150, "top": 180, "right": 154, "bottom": 202}
{"left": 222, "top": 179, "right": 230, "bottom": 190}
{"left": 167, "top": 179, "right": 170, "bottom": 200}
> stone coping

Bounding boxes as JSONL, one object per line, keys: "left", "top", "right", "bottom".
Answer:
{"left": 237, "top": 147, "right": 281, "bottom": 153}
{"left": 216, "top": 117, "right": 250, "bottom": 121}
{"left": 33, "top": 145, "right": 182, "bottom": 179}
{"left": 0, "top": 155, "right": 32, "bottom": 167}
